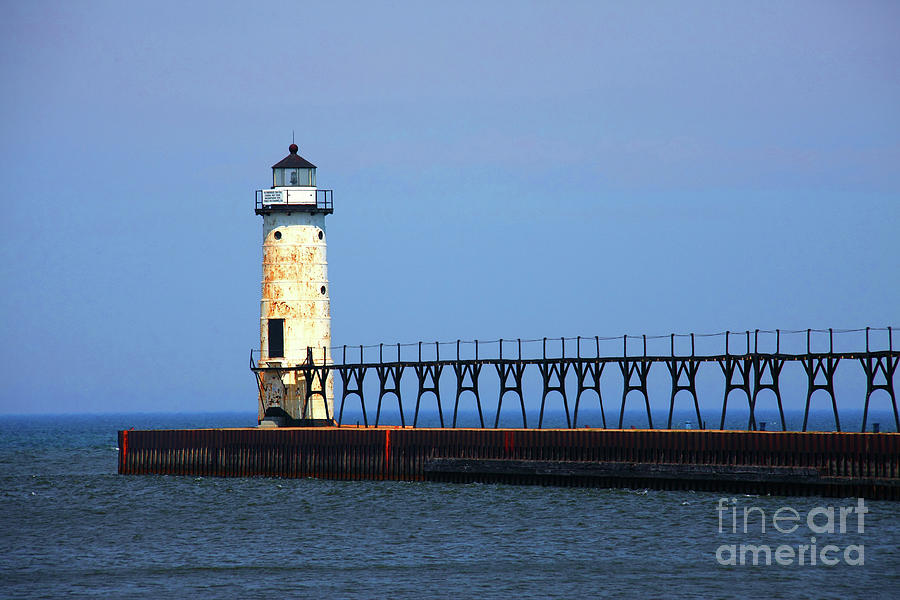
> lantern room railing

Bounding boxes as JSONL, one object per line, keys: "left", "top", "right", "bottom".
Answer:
{"left": 255, "top": 189, "right": 333, "bottom": 214}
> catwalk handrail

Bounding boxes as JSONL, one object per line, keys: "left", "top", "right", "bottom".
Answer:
{"left": 254, "top": 188, "right": 333, "bottom": 212}
{"left": 253, "top": 326, "right": 895, "bottom": 364}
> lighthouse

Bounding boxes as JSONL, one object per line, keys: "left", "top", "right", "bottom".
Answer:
{"left": 254, "top": 143, "right": 334, "bottom": 425}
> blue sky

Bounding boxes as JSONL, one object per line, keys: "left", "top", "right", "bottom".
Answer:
{"left": 1, "top": 1, "right": 897, "bottom": 415}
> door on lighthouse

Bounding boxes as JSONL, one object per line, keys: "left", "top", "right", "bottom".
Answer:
{"left": 268, "top": 319, "right": 284, "bottom": 358}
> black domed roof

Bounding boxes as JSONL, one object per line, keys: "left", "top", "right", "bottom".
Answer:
{"left": 271, "top": 144, "right": 316, "bottom": 169}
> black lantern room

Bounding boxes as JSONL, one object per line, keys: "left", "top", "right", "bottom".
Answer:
{"left": 272, "top": 143, "right": 316, "bottom": 187}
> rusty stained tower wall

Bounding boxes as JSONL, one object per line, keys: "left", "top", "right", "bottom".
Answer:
{"left": 260, "top": 213, "right": 332, "bottom": 420}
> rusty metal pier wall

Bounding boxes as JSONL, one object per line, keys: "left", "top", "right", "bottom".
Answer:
{"left": 118, "top": 428, "right": 900, "bottom": 500}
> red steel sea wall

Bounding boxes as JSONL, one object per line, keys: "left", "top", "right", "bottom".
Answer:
{"left": 118, "top": 428, "right": 900, "bottom": 500}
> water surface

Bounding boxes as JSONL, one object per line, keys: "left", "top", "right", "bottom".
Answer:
{"left": 1, "top": 413, "right": 897, "bottom": 598}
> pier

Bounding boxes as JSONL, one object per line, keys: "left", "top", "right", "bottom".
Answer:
{"left": 118, "top": 427, "right": 899, "bottom": 499}
{"left": 121, "top": 327, "right": 900, "bottom": 499}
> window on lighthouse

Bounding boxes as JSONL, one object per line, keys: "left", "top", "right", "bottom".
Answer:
{"left": 274, "top": 168, "right": 316, "bottom": 187}
{"left": 268, "top": 319, "right": 284, "bottom": 358}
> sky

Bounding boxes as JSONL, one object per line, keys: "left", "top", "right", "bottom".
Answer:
{"left": 1, "top": 1, "right": 898, "bottom": 415}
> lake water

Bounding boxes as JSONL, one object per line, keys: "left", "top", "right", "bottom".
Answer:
{"left": 1, "top": 413, "right": 898, "bottom": 598}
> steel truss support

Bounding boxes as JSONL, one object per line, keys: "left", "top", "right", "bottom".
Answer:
{"left": 718, "top": 357, "right": 753, "bottom": 430}
{"left": 664, "top": 333, "right": 702, "bottom": 430}
{"left": 495, "top": 339, "right": 527, "bottom": 428}
{"left": 452, "top": 363, "right": 483, "bottom": 427}
{"left": 302, "top": 348, "right": 332, "bottom": 421}
{"left": 374, "top": 364, "right": 404, "bottom": 426}
{"left": 860, "top": 355, "right": 899, "bottom": 432}
{"left": 337, "top": 365, "right": 368, "bottom": 426}
{"left": 801, "top": 329, "right": 841, "bottom": 432}
{"left": 617, "top": 335, "right": 653, "bottom": 429}
{"left": 859, "top": 324, "right": 898, "bottom": 432}
{"left": 618, "top": 359, "right": 653, "bottom": 429}
{"left": 573, "top": 360, "right": 605, "bottom": 429}
{"left": 414, "top": 342, "right": 444, "bottom": 427}
{"left": 375, "top": 344, "right": 405, "bottom": 427}
{"left": 494, "top": 362, "right": 526, "bottom": 428}
{"left": 746, "top": 330, "right": 786, "bottom": 431}
{"left": 538, "top": 338, "right": 571, "bottom": 429}
{"left": 452, "top": 340, "right": 484, "bottom": 427}
{"left": 801, "top": 356, "right": 840, "bottom": 432}
{"left": 751, "top": 357, "right": 786, "bottom": 431}
{"left": 718, "top": 331, "right": 755, "bottom": 430}
{"left": 336, "top": 345, "right": 368, "bottom": 426}
{"left": 538, "top": 362, "right": 570, "bottom": 428}
{"left": 572, "top": 334, "right": 606, "bottom": 429}
{"left": 250, "top": 350, "right": 267, "bottom": 419}
{"left": 666, "top": 361, "right": 702, "bottom": 430}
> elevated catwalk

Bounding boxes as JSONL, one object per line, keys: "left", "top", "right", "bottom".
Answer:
{"left": 118, "top": 427, "right": 900, "bottom": 500}
{"left": 256, "top": 328, "right": 898, "bottom": 433}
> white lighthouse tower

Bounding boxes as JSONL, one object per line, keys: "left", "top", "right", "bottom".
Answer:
{"left": 254, "top": 143, "right": 333, "bottom": 425}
